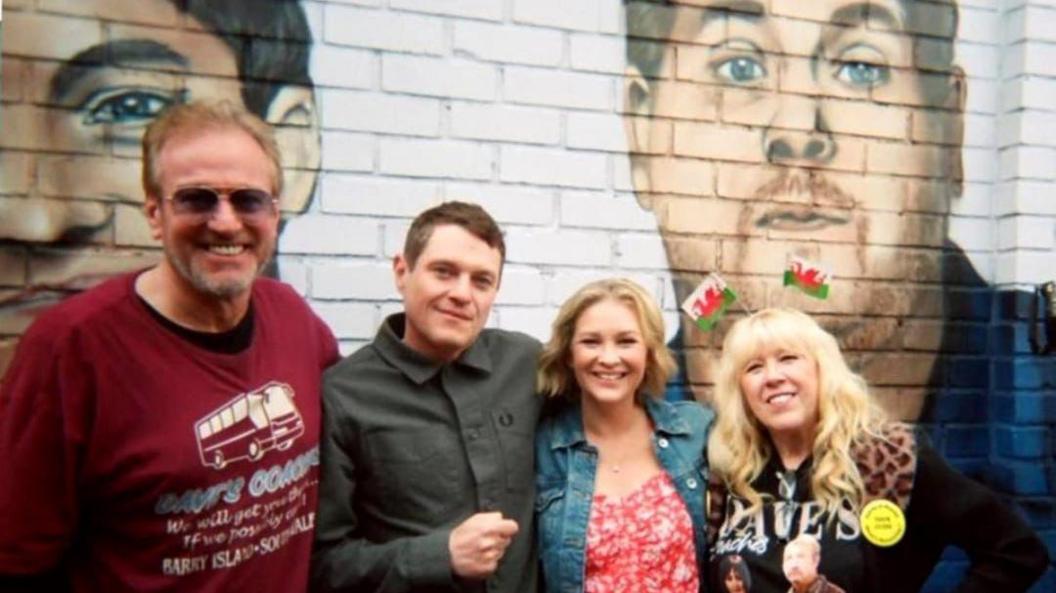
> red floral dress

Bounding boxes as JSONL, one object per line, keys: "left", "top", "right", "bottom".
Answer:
{"left": 584, "top": 472, "right": 699, "bottom": 593}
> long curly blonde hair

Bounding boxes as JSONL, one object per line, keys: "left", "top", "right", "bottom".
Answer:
{"left": 708, "top": 308, "right": 888, "bottom": 517}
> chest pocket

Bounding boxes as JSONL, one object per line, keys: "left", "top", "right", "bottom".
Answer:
{"left": 365, "top": 428, "right": 473, "bottom": 522}
{"left": 493, "top": 404, "right": 536, "bottom": 491}
{"left": 534, "top": 486, "right": 567, "bottom": 547}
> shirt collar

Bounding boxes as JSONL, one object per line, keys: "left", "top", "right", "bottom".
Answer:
{"left": 373, "top": 313, "right": 493, "bottom": 384}
{"left": 546, "top": 396, "right": 691, "bottom": 450}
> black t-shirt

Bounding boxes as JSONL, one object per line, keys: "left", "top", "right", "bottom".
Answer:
{"left": 711, "top": 456, "right": 864, "bottom": 593}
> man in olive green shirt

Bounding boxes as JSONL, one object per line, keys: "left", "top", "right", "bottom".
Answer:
{"left": 312, "top": 202, "right": 541, "bottom": 593}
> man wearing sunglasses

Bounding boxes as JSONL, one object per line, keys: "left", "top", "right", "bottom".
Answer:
{"left": 0, "top": 101, "right": 339, "bottom": 593}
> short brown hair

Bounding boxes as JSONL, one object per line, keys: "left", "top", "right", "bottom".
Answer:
{"left": 537, "top": 278, "right": 676, "bottom": 400}
{"left": 403, "top": 201, "right": 506, "bottom": 269}
{"left": 141, "top": 100, "right": 282, "bottom": 199}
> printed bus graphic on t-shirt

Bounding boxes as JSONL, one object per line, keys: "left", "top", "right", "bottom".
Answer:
{"left": 195, "top": 381, "right": 304, "bottom": 469}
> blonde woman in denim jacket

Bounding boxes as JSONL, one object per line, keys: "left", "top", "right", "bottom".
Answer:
{"left": 535, "top": 279, "right": 713, "bottom": 593}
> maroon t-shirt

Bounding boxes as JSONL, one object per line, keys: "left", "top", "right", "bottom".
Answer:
{"left": 0, "top": 273, "right": 339, "bottom": 592}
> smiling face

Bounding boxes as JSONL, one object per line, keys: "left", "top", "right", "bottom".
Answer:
{"left": 625, "top": 0, "right": 964, "bottom": 392}
{"left": 146, "top": 125, "right": 280, "bottom": 301}
{"left": 394, "top": 224, "right": 503, "bottom": 363}
{"left": 739, "top": 345, "right": 820, "bottom": 443}
{"left": 0, "top": 0, "right": 318, "bottom": 369}
{"left": 570, "top": 298, "right": 649, "bottom": 408}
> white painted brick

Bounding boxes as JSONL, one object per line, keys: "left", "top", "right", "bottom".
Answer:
{"left": 1017, "top": 77, "right": 1056, "bottom": 110}
{"left": 956, "top": 42, "right": 999, "bottom": 79}
{"left": 948, "top": 216, "right": 994, "bottom": 252}
{"left": 964, "top": 77, "right": 998, "bottom": 115}
{"left": 443, "top": 183, "right": 556, "bottom": 225}
{"left": 276, "top": 258, "right": 309, "bottom": 296}
{"left": 495, "top": 267, "right": 546, "bottom": 306}
{"left": 321, "top": 131, "right": 374, "bottom": 172}
{"left": 312, "top": 301, "right": 378, "bottom": 339}
{"left": 327, "top": 0, "right": 382, "bottom": 6}
{"left": 279, "top": 215, "right": 378, "bottom": 255}
{"left": 449, "top": 102, "right": 561, "bottom": 144}
{"left": 1018, "top": 111, "right": 1056, "bottom": 146}
{"left": 951, "top": 182, "right": 994, "bottom": 218}
{"left": 598, "top": 0, "right": 623, "bottom": 34}
{"left": 324, "top": 6, "right": 443, "bottom": 54}
{"left": 513, "top": 0, "right": 604, "bottom": 32}
{"left": 613, "top": 153, "right": 634, "bottom": 192}
{"left": 998, "top": 215, "right": 1056, "bottom": 250}
{"left": 380, "top": 138, "right": 494, "bottom": 180}
{"left": 385, "top": 221, "right": 412, "bottom": 257}
{"left": 494, "top": 305, "right": 556, "bottom": 342}
{"left": 310, "top": 45, "right": 377, "bottom": 90}
{"left": 312, "top": 262, "right": 398, "bottom": 300}
{"left": 390, "top": 0, "right": 502, "bottom": 20}
{"left": 382, "top": 55, "right": 497, "bottom": 101}
{"left": 548, "top": 270, "right": 664, "bottom": 305}
{"left": 567, "top": 112, "right": 627, "bottom": 152}
{"left": 616, "top": 233, "right": 670, "bottom": 269}
{"left": 321, "top": 175, "right": 441, "bottom": 215}
{"left": 964, "top": 113, "right": 996, "bottom": 149}
{"left": 560, "top": 191, "right": 656, "bottom": 230}
{"left": 1023, "top": 6, "right": 1056, "bottom": 43}
{"left": 454, "top": 21, "right": 563, "bottom": 66}
{"left": 504, "top": 66, "right": 613, "bottom": 110}
{"left": 958, "top": 5, "right": 999, "bottom": 43}
{"left": 1022, "top": 42, "right": 1056, "bottom": 76}
{"left": 996, "top": 181, "right": 1056, "bottom": 216}
{"left": 321, "top": 89, "right": 441, "bottom": 136}
{"left": 500, "top": 145, "right": 607, "bottom": 188}
{"left": 999, "top": 146, "right": 1056, "bottom": 181}
{"left": 996, "top": 249, "right": 1056, "bottom": 285}
{"left": 570, "top": 34, "right": 625, "bottom": 74}
{"left": 505, "top": 228, "right": 610, "bottom": 265}
{"left": 962, "top": 147, "right": 998, "bottom": 184}
{"left": 338, "top": 340, "right": 371, "bottom": 357}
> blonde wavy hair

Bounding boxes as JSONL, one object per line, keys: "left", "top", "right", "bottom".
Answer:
{"left": 708, "top": 308, "right": 888, "bottom": 517}
{"left": 537, "top": 278, "right": 675, "bottom": 400}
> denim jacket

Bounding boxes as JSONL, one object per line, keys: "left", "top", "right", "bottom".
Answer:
{"left": 534, "top": 397, "right": 714, "bottom": 593}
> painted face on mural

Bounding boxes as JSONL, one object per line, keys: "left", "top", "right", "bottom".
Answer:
{"left": 625, "top": 0, "right": 964, "bottom": 396}
{"left": 0, "top": 0, "right": 319, "bottom": 368}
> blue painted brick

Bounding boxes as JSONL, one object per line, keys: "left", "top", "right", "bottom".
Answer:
{"left": 945, "top": 286, "right": 992, "bottom": 321}
{"left": 943, "top": 426, "right": 989, "bottom": 457}
{"left": 995, "top": 359, "right": 1045, "bottom": 389}
{"left": 948, "top": 358, "right": 990, "bottom": 388}
{"left": 940, "top": 324, "right": 990, "bottom": 354}
{"left": 949, "top": 457, "right": 989, "bottom": 481}
{"left": 992, "top": 323, "right": 1033, "bottom": 355}
{"left": 1016, "top": 498, "right": 1056, "bottom": 528}
{"left": 995, "top": 425, "right": 1052, "bottom": 459}
{"left": 989, "top": 393, "right": 1056, "bottom": 423}
{"left": 987, "top": 461, "right": 1053, "bottom": 495}
{"left": 927, "top": 391, "right": 986, "bottom": 422}
{"left": 998, "top": 289, "right": 1034, "bottom": 321}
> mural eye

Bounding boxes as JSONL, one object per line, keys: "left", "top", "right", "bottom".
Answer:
{"left": 714, "top": 57, "right": 767, "bottom": 84}
{"left": 834, "top": 61, "right": 889, "bottom": 88}
{"left": 80, "top": 88, "right": 182, "bottom": 126}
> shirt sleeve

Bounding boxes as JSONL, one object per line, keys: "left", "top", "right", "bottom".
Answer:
{"left": 310, "top": 375, "right": 456, "bottom": 593}
{"left": 0, "top": 323, "right": 88, "bottom": 577}
{"left": 911, "top": 442, "right": 1049, "bottom": 593}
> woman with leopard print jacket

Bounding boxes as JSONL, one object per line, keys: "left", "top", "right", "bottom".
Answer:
{"left": 704, "top": 308, "right": 1047, "bottom": 593}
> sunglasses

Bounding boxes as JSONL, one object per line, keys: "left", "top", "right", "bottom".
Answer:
{"left": 167, "top": 187, "right": 278, "bottom": 220}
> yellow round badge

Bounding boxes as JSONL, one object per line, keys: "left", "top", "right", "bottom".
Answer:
{"left": 860, "top": 499, "right": 906, "bottom": 547}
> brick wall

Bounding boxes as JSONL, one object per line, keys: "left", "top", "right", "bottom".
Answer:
{"left": 1, "top": 1, "right": 1055, "bottom": 590}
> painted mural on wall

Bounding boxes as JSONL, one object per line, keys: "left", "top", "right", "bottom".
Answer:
{"left": 622, "top": 0, "right": 976, "bottom": 419}
{"left": 0, "top": 0, "right": 320, "bottom": 371}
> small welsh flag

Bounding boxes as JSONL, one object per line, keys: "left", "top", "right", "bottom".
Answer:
{"left": 681, "top": 273, "right": 737, "bottom": 332}
{"left": 784, "top": 256, "right": 832, "bottom": 299}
